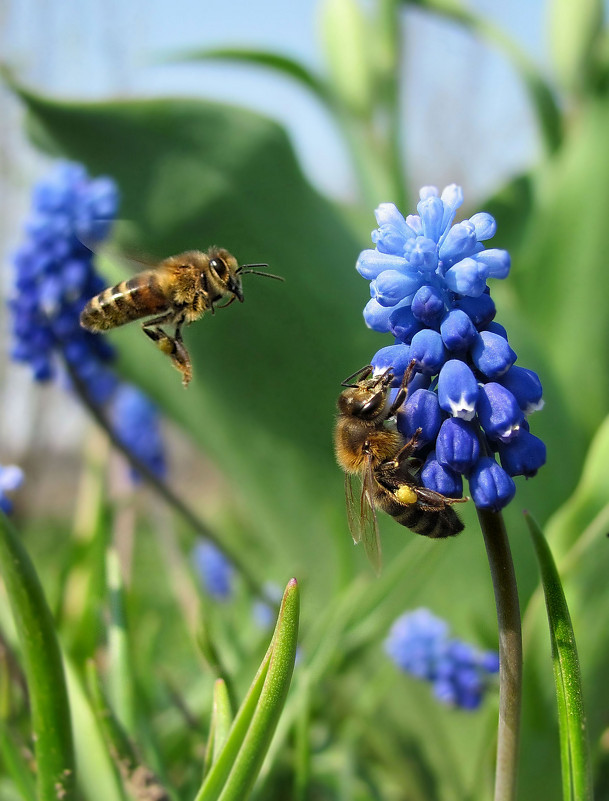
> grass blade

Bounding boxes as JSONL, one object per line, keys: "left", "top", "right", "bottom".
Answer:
{"left": 0, "top": 512, "right": 76, "bottom": 800}
{"left": 195, "top": 579, "right": 299, "bottom": 801}
{"left": 526, "top": 512, "right": 593, "bottom": 801}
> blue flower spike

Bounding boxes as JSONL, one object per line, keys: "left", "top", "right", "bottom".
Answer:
{"left": 0, "top": 465, "right": 25, "bottom": 515}
{"left": 385, "top": 608, "right": 499, "bottom": 710}
{"left": 11, "top": 162, "right": 167, "bottom": 483}
{"left": 361, "top": 184, "right": 544, "bottom": 512}
{"left": 192, "top": 541, "right": 234, "bottom": 601}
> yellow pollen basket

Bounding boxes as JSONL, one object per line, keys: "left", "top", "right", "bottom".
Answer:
{"left": 395, "top": 485, "right": 417, "bottom": 505}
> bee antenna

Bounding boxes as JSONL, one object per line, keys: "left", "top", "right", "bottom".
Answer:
{"left": 238, "top": 264, "right": 284, "bottom": 282}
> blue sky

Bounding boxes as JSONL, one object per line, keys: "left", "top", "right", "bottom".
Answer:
{"left": 2, "top": 0, "right": 551, "bottom": 203}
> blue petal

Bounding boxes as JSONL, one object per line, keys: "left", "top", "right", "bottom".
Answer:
{"left": 473, "top": 249, "right": 510, "bottom": 279}
{"left": 363, "top": 298, "right": 396, "bottom": 333}
{"left": 389, "top": 305, "right": 422, "bottom": 343}
{"left": 356, "top": 249, "right": 409, "bottom": 280}
{"left": 435, "top": 418, "right": 480, "bottom": 474}
{"left": 444, "top": 258, "right": 488, "bottom": 297}
{"left": 452, "top": 294, "right": 496, "bottom": 328}
{"left": 469, "top": 212, "right": 496, "bottom": 241}
{"left": 470, "top": 331, "right": 517, "bottom": 378}
{"left": 411, "top": 285, "right": 445, "bottom": 326}
{"left": 420, "top": 451, "right": 463, "bottom": 497}
{"left": 437, "top": 360, "right": 479, "bottom": 420}
{"left": 498, "top": 431, "right": 546, "bottom": 477}
{"left": 484, "top": 321, "right": 508, "bottom": 340}
{"left": 468, "top": 457, "right": 515, "bottom": 511}
{"left": 417, "top": 196, "right": 445, "bottom": 242}
{"left": 397, "top": 389, "right": 444, "bottom": 445}
{"left": 477, "top": 382, "right": 524, "bottom": 443}
{"left": 498, "top": 365, "right": 544, "bottom": 414}
{"left": 439, "top": 184, "right": 464, "bottom": 235}
{"left": 404, "top": 236, "right": 439, "bottom": 275}
{"left": 438, "top": 221, "right": 477, "bottom": 263}
{"left": 409, "top": 329, "right": 446, "bottom": 375}
{"left": 370, "top": 269, "right": 422, "bottom": 307}
{"left": 440, "top": 309, "right": 478, "bottom": 352}
{"left": 371, "top": 343, "right": 412, "bottom": 385}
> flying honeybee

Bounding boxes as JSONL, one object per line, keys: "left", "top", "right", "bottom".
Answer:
{"left": 80, "top": 246, "right": 281, "bottom": 387}
{"left": 334, "top": 360, "right": 467, "bottom": 573}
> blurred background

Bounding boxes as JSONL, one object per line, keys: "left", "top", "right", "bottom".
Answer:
{"left": 2, "top": 1, "right": 609, "bottom": 799}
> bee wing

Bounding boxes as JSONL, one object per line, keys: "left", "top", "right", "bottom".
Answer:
{"left": 361, "top": 456, "right": 382, "bottom": 575}
{"left": 344, "top": 458, "right": 382, "bottom": 575}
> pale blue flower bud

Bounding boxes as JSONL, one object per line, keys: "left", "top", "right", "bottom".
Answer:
{"left": 409, "top": 329, "right": 446, "bottom": 375}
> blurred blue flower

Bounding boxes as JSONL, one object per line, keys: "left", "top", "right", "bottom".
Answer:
{"left": 385, "top": 608, "right": 499, "bottom": 710}
{"left": 192, "top": 541, "right": 234, "bottom": 601}
{"left": 252, "top": 582, "right": 283, "bottom": 629}
{"left": 358, "top": 185, "right": 545, "bottom": 511}
{"left": 10, "top": 161, "right": 119, "bottom": 402}
{"left": 0, "top": 465, "right": 24, "bottom": 515}
{"left": 109, "top": 384, "right": 166, "bottom": 482}
{"left": 10, "top": 162, "right": 168, "bottom": 484}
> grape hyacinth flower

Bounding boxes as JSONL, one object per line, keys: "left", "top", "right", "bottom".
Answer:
{"left": 385, "top": 608, "right": 499, "bottom": 710}
{"left": 110, "top": 384, "right": 166, "bottom": 482}
{"left": 9, "top": 162, "right": 167, "bottom": 481}
{"left": 358, "top": 185, "right": 545, "bottom": 511}
{"left": 0, "top": 465, "right": 24, "bottom": 515}
{"left": 192, "top": 541, "right": 234, "bottom": 601}
{"left": 10, "top": 162, "right": 119, "bottom": 402}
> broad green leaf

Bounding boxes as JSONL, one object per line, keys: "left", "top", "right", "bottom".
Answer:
{"left": 158, "top": 47, "right": 333, "bottom": 109}
{"left": 0, "top": 512, "right": 76, "bottom": 801}
{"left": 196, "top": 579, "right": 299, "bottom": 801}
{"left": 8, "top": 81, "right": 374, "bottom": 595}
{"left": 526, "top": 513, "right": 593, "bottom": 801}
{"left": 548, "top": 0, "right": 604, "bottom": 96}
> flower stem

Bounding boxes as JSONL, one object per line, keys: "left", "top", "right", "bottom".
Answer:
{"left": 477, "top": 507, "right": 522, "bottom": 801}
{"left": 62, "top": 358, "right": 271, "bottom": 605}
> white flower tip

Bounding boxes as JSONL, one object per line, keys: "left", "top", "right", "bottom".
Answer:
{"left": 448, "top": 395, "right": 476, "bottom": 421}
{"left": 525, "top": 399, "right": 545, "bottom": 414}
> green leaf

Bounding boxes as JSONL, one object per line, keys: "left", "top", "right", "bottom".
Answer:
{"left": 0, "top": 724, "right": 36, "bottom": 801}
{"left": 7, "top": 81, "right": 373, "bottom": 591}
{"left": 203, "top": 679, "right": 233, "bottom": 777}
{"left": 196, "top": 579, "right": 299, "bottom": 801}
{"left": 157, "top": 47, "right": 334, "bottom": 109}
{"left": 526, "top": 513, "right": 593, "bottom": 801}
{"left": 547, "top": 0, "right": 604, "bottom": 96}
{"left": 86, "top": 660, "right": 170, "bottom": 801}
{"left": 0, "top": 512, "right": 76, "bottom": 801}
{"left": 545, "top": 414, "right": 609, "bottom": 557}
{"left": 106, "top": 547, "right": 136, "bottom": 736}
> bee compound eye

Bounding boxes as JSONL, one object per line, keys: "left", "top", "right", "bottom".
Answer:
{"left": 209, "top": 257, "right": 228, "bottom": 279}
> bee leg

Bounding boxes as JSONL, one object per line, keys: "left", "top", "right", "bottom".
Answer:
{"left": 390, "top": 427, "right": 424, "bottom": 467}
{"left": 341, "top": 364, "right": 373, "bottom": 388}
{"left": 415, "top": 486, "right": 469, "bottom": 508}
{"left": 142, "top": 324, "right": 193, "bottom": 387}
{"left": 388, "top": 359, "right": 418, "bottom": 415}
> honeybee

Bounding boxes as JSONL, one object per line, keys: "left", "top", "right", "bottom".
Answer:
{"left": 334, "top": 360, "right": 467, "bottom": 573}
{"left": 80, "top": 247, "right": 281, "bottom": 387}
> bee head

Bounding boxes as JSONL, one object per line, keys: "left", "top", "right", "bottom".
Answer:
{"left": 338, "top": 380, "right": 391, "bottom": 421}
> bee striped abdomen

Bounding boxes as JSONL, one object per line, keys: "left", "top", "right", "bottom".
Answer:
{"left": 376, "top": 487, "right": 463, "bottom": 539}
{"left": 80, "top": 274, "right": 169, "bottom": 331}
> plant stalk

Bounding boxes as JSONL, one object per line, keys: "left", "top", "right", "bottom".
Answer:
{"left": 477, "top": 507, "right": 522, "bottom": 801}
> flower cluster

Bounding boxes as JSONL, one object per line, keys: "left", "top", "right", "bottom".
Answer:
{"left": 385, "top": 608, "right": 499, "bottom": 710}
{"left": 357, "top": 185, "right": 545, "bottom": 511}
{"left": 10, "top": 162, "right": 118, "bottom": 402}
{"left": 10, "top": 162, "right": 166, "bottom": 480}
{"left": 0, "top": 465, "right": 24, "bottom": 515}
{"left": 192, "top": 541, "right": 234, "bottom": 601}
